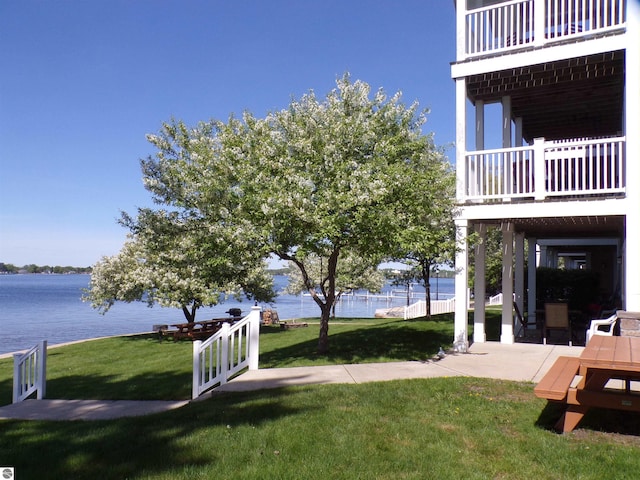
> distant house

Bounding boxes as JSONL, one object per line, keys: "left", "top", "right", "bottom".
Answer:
{"left": 451, "top": 0, "right": 639, "bottom": 349}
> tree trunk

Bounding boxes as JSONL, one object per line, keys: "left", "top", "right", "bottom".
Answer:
{"left": 421, "top": 261, "right": 432, "bottom": 319}
{"left": 181, "top": 303, "right": 197, "bottom": 323}
{"left": 318, "top": 304, "right": 331, "bottom": 354}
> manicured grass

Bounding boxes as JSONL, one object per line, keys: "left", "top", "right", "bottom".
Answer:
{"left": 0, "top": 316, "right": 453, "bottom": 404}
{"left": 3, "top": 313, "right": 640, "bottom": 479}
{"left": 2, "top": 378, "right": 640, "bottom": 479}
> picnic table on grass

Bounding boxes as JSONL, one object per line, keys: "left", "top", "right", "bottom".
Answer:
{"left": 535, "top": 335, "right": 640, "bottom": 433}
{"left": 161, "top": 318, "right": 237, "bottom": 340}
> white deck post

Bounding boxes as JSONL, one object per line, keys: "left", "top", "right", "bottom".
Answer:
{"left": 533, "top": 138, "right": 546, "bottom": 200}
{"left": 219, "top": 323, "right": 230, "bottom": 385}
{"left": 527, "top": 237, "right": 538, "bottom": 325}
{"left": 515, "top": 232, "right": 525, "bottom": 335}
{"left": 37, "top": 340, "right": 46, "bottom": 399}
{"left": 454, "top": 218, "right": 470, "bottom": 352}
{"left": 192, "top": 340, "right": 202, "bottom": 400}
{"left": 501, "top": 222, "right": 515, "bottom": 344}
{"left": 533, "top": 0, "right": 545, "bottom": 47}
{"left": 248, "top": 305, "right": 261, "bottom": 370}
{"left": 455, "top": 0, "right": 466, "bottom": 60}
{"left": 474, "top": 223, "right": 487, "bottom": 343}
{"left": 625, "top": 0, "right": 640, "bottom": 310}
{"left": 455, "top": 77, "right": 467, "bottom": 200}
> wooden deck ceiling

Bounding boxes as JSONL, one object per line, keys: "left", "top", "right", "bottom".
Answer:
{"left": 466, "top": 50, "right": 624, "bottom": 142}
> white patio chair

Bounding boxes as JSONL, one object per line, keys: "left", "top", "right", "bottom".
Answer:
{"left": 585, "top": 313, "right": 617, "bottom": 344}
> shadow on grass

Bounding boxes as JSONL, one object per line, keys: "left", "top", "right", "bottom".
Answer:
{"left": 260, "top": 321, "right": 452, "bottom": 367}
{"left": 535, "top": 400, "right": 640, "bottom": 436}
{"left": 46, "top": 371, "right": 193, "bottom": 401}
{"left": 0, "top": 388, "right": 309, "bottom": 480}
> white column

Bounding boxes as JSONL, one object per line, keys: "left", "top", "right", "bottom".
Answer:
{"left": 455, "top": 0, "right": 466, "bottom": 60}
{"left": 454, "top": 218, "right": 469, "bottom": 352}
{"left": 533, "top": 137, "right": 546, "bottom": 200}
{"left": 514, "top": 117, "right": 523, "bottom": 147}
{"left": 533, "top": 0, "right": 545, "bottom": 47}
{"left": 248, "top": 306, "right": 262, "bottom": 370}
{"left": 515, "top": 231, "right": 525, "bottom": 335}
{"left": 527, "top": 237, "right": 538, "bottom": 325}
{"left": 455, "top": 77, "right": 467, "bottom": 201}
{"left": 502, "top": 96, "right": 512, "bottom": 148}
{"left": 475, "top": 99, "right": 485, "bottom": 150}
{"left": 625, "top": 1, "right": 640, "bottom": 310}
{"left": 474, "top": 223, "right": 487, "bottom": 343}
{"left": 539, "top": 244, "right": 548, "bottom": 267}
{"left": 501, "top": 222, "right": 515, "bottom": 344}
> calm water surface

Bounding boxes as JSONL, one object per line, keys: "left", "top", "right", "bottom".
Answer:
{"left": 0, "top": 274, "right": 453, "bottom": 355}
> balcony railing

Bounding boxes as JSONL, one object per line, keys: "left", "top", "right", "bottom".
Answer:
{"left": 463, "top": 136, "right": 626, "bottom": 201}
{"left": 463, "top": 0, "right": 626, "bottom": 58}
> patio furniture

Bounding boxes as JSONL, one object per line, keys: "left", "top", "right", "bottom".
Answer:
{"left": 585, "top": 313, "right": 617, "bottom": 344}
{"left": 544, "top": 303, "right": 572, "bottom": 346}
{"left": 535, "top": 336, "right": 640, "bottom": 433}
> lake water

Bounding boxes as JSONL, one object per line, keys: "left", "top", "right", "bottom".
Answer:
{"left": 0, "top": 274, "right": 454, "bottom": 355}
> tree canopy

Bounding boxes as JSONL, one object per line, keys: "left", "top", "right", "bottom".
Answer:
{"left": 86, "top": 74, "right": 456, "bottom": 352}
{"left": 388, "top": 144, "right": 457, "bottom": 316}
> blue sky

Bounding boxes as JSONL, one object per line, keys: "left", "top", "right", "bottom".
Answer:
{"left": 0, "top": 1, "right": 457, "bottom": 267}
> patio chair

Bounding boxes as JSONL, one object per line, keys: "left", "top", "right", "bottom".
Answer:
{"left": 585, "top": 313, "right": 617, "bottom": 344}
{"left": 544, "top": 303, "right": 572, "bottom": 346}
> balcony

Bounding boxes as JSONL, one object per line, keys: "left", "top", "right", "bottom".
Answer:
{"left": 462, "top": 136, "right": 625, "bottom": 202}
{"left": 462, "top": 0, "right": 626, "bottom": 59}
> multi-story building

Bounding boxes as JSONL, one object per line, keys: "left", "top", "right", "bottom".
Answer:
{"left": 451, "top": 0, "right": 639, "bottom": 350}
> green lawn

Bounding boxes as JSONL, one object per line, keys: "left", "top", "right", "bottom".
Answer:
{"left": 0, "top": 316, "right": 455, "bottom": 404}
{"left": 2, "top": 378, "right": 640, "bottom": 479}
{"left": 2, "top": 314, "right": 639, "bottom": 479}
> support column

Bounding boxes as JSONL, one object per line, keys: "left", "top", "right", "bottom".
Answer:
{"left": 625, "top": 1, "right": 640, "bottom": 310}
{"left": 475, "top": 99, "right": 485, "bottom": 150}
{"left": 514, "top": 117, "right": 523, "bottom": 147}
{"left": 455, "top": 77, "right": 467, "bottom": 201}
{"left": 502, "top": 96, "right": 512, "bottom": 148}
{"left": 454, "top": 218, "right": 469, "bottom": 352}
{"left": 539, "top": 244, "right": 548, "bottom": 268}
{"left": 474, "top": 223, "right": 487, "bottom": 343}
{"left": 501, "top": 222, "right": 515, "bottom": 344}
{"left": 528, "top": 237, "right": 538, "bottom": 326}
{"left": 515, "top": 232, "right": 525, "bottom": 336}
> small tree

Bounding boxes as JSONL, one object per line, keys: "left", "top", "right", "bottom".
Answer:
{"left": 390, "top": 144, "right": 458, "bottom": 318}
{"left": 226, "top": 74, "right": 435, "bottom": 353}
{"left": 84, "top": 119, "right": 276, "bottom": 322}
{"left": 284, "top": 252, "right": 385, "bottom": 317}
{"left": 107, "top": 74, "right": 448, "bottom": 353}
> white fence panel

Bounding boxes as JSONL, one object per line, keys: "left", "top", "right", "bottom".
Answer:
{"left": 404, "top": 298, "right": 457, "bottom": 319}
{"left": 13, "top": 340, "right": 47, "bottom": 403}
{"left": 192, "top": 306, "right": 261, "bottom": 399}
{"left": 488, "top": 293, "right": 504, "bottom": 306}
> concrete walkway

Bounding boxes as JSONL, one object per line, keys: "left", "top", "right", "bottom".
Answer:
{"left": 0, "top": 342, "right": 581, "bottom": 421}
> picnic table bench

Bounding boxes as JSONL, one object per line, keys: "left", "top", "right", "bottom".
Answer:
{"left": 535, "top": 336, "right": 640, "bottom": 433}
{"left": 534, "top": 356, "right": 582, "bottom": 402}
{"left": 161, "top": 317, "right": 237, "bottom": 341}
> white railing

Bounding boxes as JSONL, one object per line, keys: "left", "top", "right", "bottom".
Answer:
{"left": 544, "top": 137, "right": 626, "bottom": 196}
{"left": 488, "top": 293, "right": 504, "bottom": 305}
{"left": 465, "top": 146, "right": 534, "bottom": 199}
{"left": 192, "top": 306, "right": 261, "bottom": 399}
{"left": 13, "top": 340, "right": 47, "bottom": 403}
{"left": 464, "top": 136, "right": 625, "bottom": 201}
{"left": 404, "top": 298, "right": 457, "bottom": 319}
{"left": 464, "top": 0, "right": 626, "bottom": 58}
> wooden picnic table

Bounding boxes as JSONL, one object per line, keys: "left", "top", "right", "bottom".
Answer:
{"left": 163, "top": 317, "right": 237, "bottom": 340}
{"left": 535, "top": 335, "right": 640, "bottom": 433}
